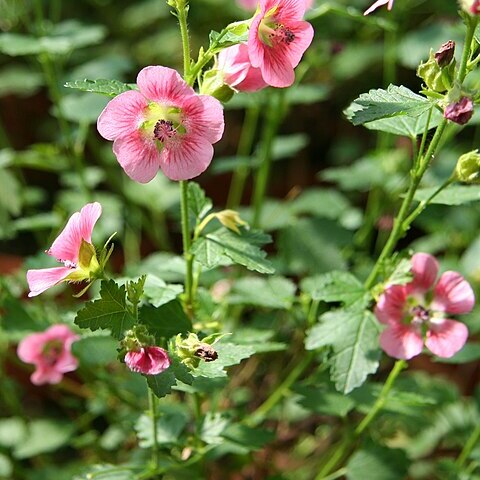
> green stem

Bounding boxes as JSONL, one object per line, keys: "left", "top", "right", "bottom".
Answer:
{"left": 456, "top": 423, "right": 480, "bottom": 468}
{"left": 458, "top": 15, "right": 479, "bottom": 83}
{"left": 176, "top": 0, "right": 191, "bottom": 79}
{"left": 226, "top": 103, "right": 261, "bottom": 209}
{"left": 354, "top": 360, "right": 406, "bottom": 436}
{"left": 401, "top": 176, "right": 454, "bottom": 229}
{"left": 364, "top": 118, "right": 448, "bottom": 290}
{"left": 252, "top": 91, "right": 285, "bottom": 228}
{"left": 316, "top": 361, "right": 407, "bottom": 479}
{"left": 245, "top": 352, "right": 313, "bottom": 427}
{"left": 148, "top": 389, "right": 160, "bottom": 470}
{"left": 180, "top": 180, "right": 194, "bottom": 318}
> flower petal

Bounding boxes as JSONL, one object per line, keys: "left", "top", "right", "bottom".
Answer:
{"left": 409, "top": 252, "right": 439, "bottom": 294}
{"left": 125, "top": 347, "right": 170, "bottom": 375}
{"left": 281, "top": 20, "right": 314, "bottom": 69}
{"left": 113, "top": 132, "right": 160, "bottom": 183}
{"left": 160, "top": 135, "right": 214, "bottom": 181}
{"left": 183, "top": 94, "right": 225, "bottom": 144}
{"left": 31, "top": 367, "right": 63, "bottom": 385}
{"left": 137, "top": 66, "right": 195, "bottom": 105}
{"left": 26, "top": 267, "right": 73, "bottom": 297}
{"left": 17, "top": 332, "right": 44, "bottom": 363}
{"left": 97, "top": 90, "right": 148, "bottom": 141}
{"left": 48, "top": 203, "right": 102, "bottom": 264}
{"left": 380, "top": 324, "right": 424, "bottom": 360}
{"left": 425, "top": 319, "right": 468, "bottom": 358}
{"left": 364, "top": 0, "right": 392, "bottom": 15}
{"left": 374, "top": 284, "right": 407, "bottom": 325}
{"left": 432, "top": 271, "right": 475, "bottom": 314}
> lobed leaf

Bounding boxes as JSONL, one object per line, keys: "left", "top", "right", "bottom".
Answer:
{"left": 64, "top": 78, "right": 134, "bottom": 97}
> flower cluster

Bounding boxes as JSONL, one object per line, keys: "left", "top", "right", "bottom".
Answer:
{"left": 220, "top": 0, "right": 314, "bottom": 90}
{"left": 375, "top": 253, "right": 474, "bottom": 360}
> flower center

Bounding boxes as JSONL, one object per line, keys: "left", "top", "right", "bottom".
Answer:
{"left": 64, "top": 260, "right": 77, "bottom": 269}
{"left": 258, "top": 8, "right": 296, "bottom": 48}
{"left": 42, "top": 340, "right": 63, "bottom": 366}
{"left": 410, "top": 305, "right": 430, "bottom": 325}
{"left": 153, "top": 119, "right": 177, "bottom": 142}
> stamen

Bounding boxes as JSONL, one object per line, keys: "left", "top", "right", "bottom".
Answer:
{"left": 411, "top": 305, "right": 430, "bottom": 323}
{"left": 154, "top": 120, "right": 177, "bottom": 142}
{"left": 64, "top": 260, "right": 77, "bottom": 269}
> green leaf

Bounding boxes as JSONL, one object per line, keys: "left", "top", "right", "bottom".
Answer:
{"left": 143, "top": 275, "right": 183, "bottom": 308}
{"left": 58, "top": 93, "right": 109, "bottom": 123}
{"left": 305, "top": 306, "right": 381, "bottom": 393}
{"left": 434, "top": 343, "right": 480, "bottom": 364}
{"left": 301, "top": 271, "right": 367, "bottom": 307}
{"left": 414, "top": 185, "right": 480, "bottom": 205}
{"left": 75, "top": 280, "right": 135, "bottom": 339}
{"left": 146, "top": 370, "right": 177, "bottom": 398}
{"left": 0, "top": 417, "right": 27, "bottom": 448}
{"left": 221, "top": 424, "right": 275, "bottom": 451}
{"left": 13, "top": 420, "right": 73, "bottom": 459}
{"left": 0, "top": 65, "right": 43, "bottom": 97}
{"left": 188, "top": 181, "right": 212, "bottom": 222}
{"left": 139, "top": 300, "right": 192, "bottom": 341}
{"left": 192, "top": 228, "right": 275, "bottom": 274}
{"left": 64, "top": 78, "right": 134, "bottom": 97}
{"left": 135, "top": 408, "right": 188, "bottom": 447}
{"left": 73, "top": 465, "right": 142, "bottom": 480}
{"left": 347, "top": 445, "right": 409, "bottom": 480}
{"left": 201, "top": 413, "right": 230, "bottom": 445}
{"left": 193, "top": 341, "right": 256, "bottom": 378}
{"left": 295, "top": 384, "right": 356, "bottom": 417}
{"left": 362, "top": 107, "right": 443, "bottom": 137}
{"left": 229, "top": 276, "right": 296, "bottom": 309}
{"left": 208, "top": 22, "right": 249, "bottom": 53}
{"left": 0, "top": 21, "right": 106, "bottom": 56}
{"left": 290, "top": 188, "right": 352, "bottom": 219}
{"left": 345, "top": 85, "right": 434, "bottom": 126}
{"left": 72, "top": 335, "right": 118, "bottom": 366}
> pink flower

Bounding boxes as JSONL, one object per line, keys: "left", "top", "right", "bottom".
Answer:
{"left": 237, "top": 0, "right": 313, "bottom": 10}
{"left": 364, "top": 0, "right": 394, "bottom": 15}
{"left": 26, "top": 203, "right": 102, "bottom": 297}
{"left": 125, "top": 346, "right": 171, "bottom": 375}
{"left": 97, "top": 66, "right": 225, "bottom": 182}
{"left": 17, "top": 325, "right": 80, "bottom": 385}
{"left": 248, "top": 0, "right": 314, "bottom": 88}
{"left": 375, "top": 253, "right": 474, "bottom": 360}
{"left": 218, "top": 44, "right": 268, "bottom": 92}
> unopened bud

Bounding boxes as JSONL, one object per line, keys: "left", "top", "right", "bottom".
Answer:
{"left": 456, "top": 150, "right": 480, "bottom": 183}
{"left": 417, "top": 49, "right": 453, "bottom": 93}
{"left": 175, "top": 333, "right": 220, "bottom": 369}
{"left": 434, "top": 41, "right": 455, "bottom": 68}
{"left": 444, "top": 97, "right": 474, "bottom": 125}
{"left": 200, "top": 69, "right": 235, "bottom": 103}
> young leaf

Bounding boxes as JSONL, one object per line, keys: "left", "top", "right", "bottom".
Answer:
{"left": 188, "top": 181, "right": 212, "bottom": 222}
{"left": 64, "top": 79, "right": 134, "bottom": 97}
{"left": 135, "top": 408, "right": 188, "bottom": 447}
{"left": 143, "top": 274, "right": 183, "bottom": 308}
{"left": 345, "top": 85, "right": 434, "bottom": 126}
{"left": 301, "top": 271, "right": 368, "bottom": 307}
{"left": 208, "top": 23, "right": 249, "bottom": 53}
{"left": 305, "top": 305, "right": 381, "bottom": 393}
{"left": 75, "top": 280, "right": 135, "bottom": 339}
{"left": 146, "top": 370, "right": 177, "bottom": 398}
{"left": 414, "top": 185, "right": 480, "bottom": 205}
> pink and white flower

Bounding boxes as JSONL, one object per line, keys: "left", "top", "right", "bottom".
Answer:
{"left": 237, "top": 0, "right": 314, "bottom": 10}
{"left": 375, "top": 253, "right": 474, "bottom": 360}
{"left": 26, "top": 202, "right": 102, "bottom": 297}
{"left": 97, "top": 66, "right": 225, "bottom": 182}
{"left": 17, "top": 325, "right": 80, "bottom": 385}
{"left": 218, "top": 43, "right": 268, "bottom": 92}
{"left": 364, "top": 0, "right": 394, "bottom": 15}
{"left": 248, "top": 0, "right": 314, "bottom": 88}
{"left": 125, "top": 346, "right": 171, "bottom": 375}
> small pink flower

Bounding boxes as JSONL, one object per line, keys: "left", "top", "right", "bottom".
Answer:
{"left": 17, "top": 325, "right": 80, "bottom": 385}
{"left": 375, "top": 253, "right": 474, "bottom": 360}
{"left": 97, "top": 66, "right": 225, "bottom": 182}
{"left": 125, "top": 346, "right": 171, "bottom": 375}
{"left": 364, "top": 0, "right": 394, "bottom": 15}
{"left": 444, "top": 97, "right": 474, "bottom": 125}
{"left": 248, "top": 0, "right": 314, "bottom": 88}
{"left": 26, "top": 202, "right": 102, "bottom": 297}
{"left": 218, "top": 44, "right": 268, "bottom": 92}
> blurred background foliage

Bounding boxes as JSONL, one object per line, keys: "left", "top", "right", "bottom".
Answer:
{"left": 1, "top": 0, "right": 480, "bottom": 479}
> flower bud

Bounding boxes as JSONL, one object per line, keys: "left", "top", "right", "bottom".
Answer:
{"left": 434, "top": 40, "right": 455, "bottom": 68}
{"left": 215, "top": 209, "right": 248, "bottom": 234}
{"left": 417, "top": 49, "right": 454, "bottom": 92}
{"left": 200, "top": 68, "right": 235, "bottom": 103}
{"left": 456, "top": 150, "right": 480, "bottom": 183}
{"left": 125, "top": 346, "right": 171, "bottom": 375}
{"left": 444, "top": 96, "right": 474, "bottom": 125}
{"left": 175, "top": 333, "right": 219, "bottom": 369}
